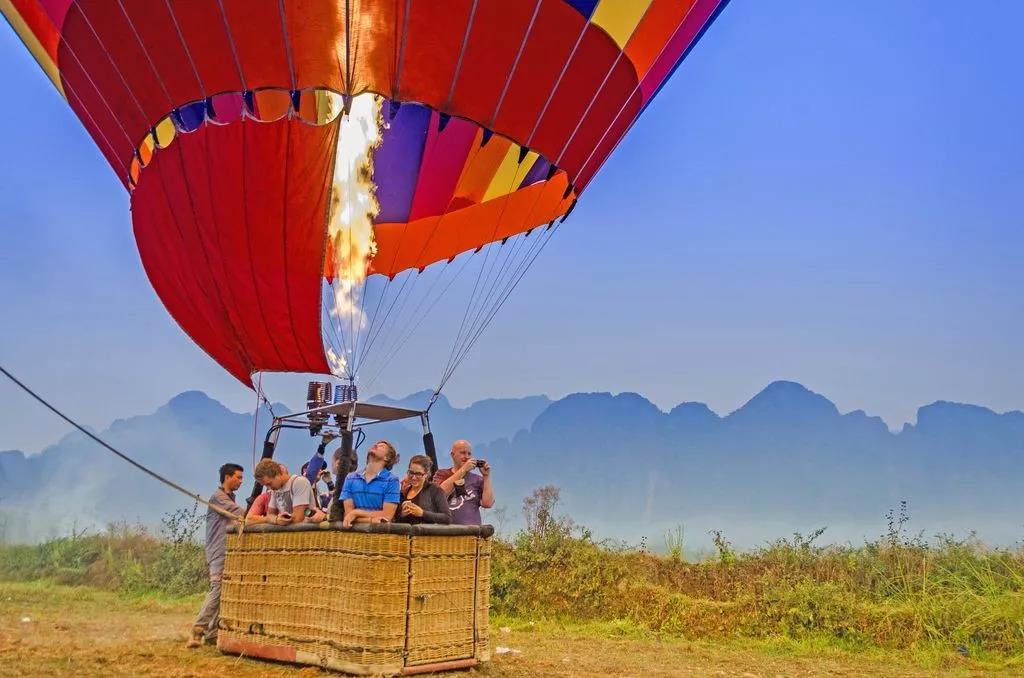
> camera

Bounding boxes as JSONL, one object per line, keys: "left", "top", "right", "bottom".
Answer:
{"left": 474, "top": 459, "right": 487, "bottom": 468}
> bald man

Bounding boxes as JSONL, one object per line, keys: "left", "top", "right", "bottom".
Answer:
{"left": 432, "top": 439, "right": 494, "bottom": 525}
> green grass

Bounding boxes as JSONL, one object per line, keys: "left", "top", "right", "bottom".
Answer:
{"left": 2, "top": 492, "right": 1022, "bottom": 666}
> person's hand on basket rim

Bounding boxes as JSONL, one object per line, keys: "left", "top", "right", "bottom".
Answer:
{"left": 401, "top": 501, "right": 423, "bottom": 518}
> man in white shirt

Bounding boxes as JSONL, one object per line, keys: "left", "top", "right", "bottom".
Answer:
{"left": 251, "top": 459, "right": 323, "bottom": 524}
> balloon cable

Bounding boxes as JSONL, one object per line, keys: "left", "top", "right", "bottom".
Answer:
{"left": 0, "top": 364, "right": 243, "bottom": 523}
{"left": 436, "top": 221, "right": 560, "bottom": 396}
{"left": 251, "top": 374, "right": 263, "bottom": 471}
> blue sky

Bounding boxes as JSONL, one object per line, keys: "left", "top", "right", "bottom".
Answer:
{"left": 1, "top": 1, "right": 1021, "bottom": 454}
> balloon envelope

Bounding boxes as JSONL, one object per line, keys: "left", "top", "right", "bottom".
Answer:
{"left": 3, "top": 0, "right": 729, "bottom": 385}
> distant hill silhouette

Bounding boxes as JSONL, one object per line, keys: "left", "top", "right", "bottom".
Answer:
{"left": 1, "top": 382, "right": 1021, "bottom": 547}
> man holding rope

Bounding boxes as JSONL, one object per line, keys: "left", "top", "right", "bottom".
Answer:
{"left": 187, "top": 463, "right": 245, "bottom": 648}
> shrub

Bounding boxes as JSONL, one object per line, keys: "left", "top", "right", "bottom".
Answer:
{"left": 0, "top": 506, "right": 208, "bottom": 596}
{"left": 491, "top": 492, "right": 1024, "bottom": 656}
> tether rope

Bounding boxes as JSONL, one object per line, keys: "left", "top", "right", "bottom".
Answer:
{"left": 0, "top": 365, "right": 243, "bottom": 523}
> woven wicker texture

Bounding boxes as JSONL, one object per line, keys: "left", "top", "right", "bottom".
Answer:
{"left": 220, "top": 528, "right": 490, "bottom": 672}
{"left": 476, "top": 538, "right": 492, "bottom": 660}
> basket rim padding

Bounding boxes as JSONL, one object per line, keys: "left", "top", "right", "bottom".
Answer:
{"left": 229, "top": 522, "right": 494, "bottom": 538}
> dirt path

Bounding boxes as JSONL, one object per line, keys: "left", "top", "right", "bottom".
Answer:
{"left": 0, "top": 582, "right": 1004, "bottom": 677}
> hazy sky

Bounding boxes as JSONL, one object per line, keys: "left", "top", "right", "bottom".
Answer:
{"left": 1, "top": 2, "right": 1021, "bottom": 454}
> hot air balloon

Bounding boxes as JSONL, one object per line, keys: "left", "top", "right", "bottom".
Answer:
{"left": 3, "top": 1, "right": 729, "bottom": 673}
{"left": 3, "top": 0, "right": 728, "bottom": 396}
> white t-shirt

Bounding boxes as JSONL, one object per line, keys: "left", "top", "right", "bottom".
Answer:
{"left": 268, "top": 475, "right": 315, "bottom": 515}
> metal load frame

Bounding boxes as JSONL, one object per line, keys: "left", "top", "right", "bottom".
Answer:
{"left": 246, "top": 400, "right": 439, "bottom": 521}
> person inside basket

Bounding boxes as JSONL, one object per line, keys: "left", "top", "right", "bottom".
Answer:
{"left": 300, "top": 460, "right": 335, "bottom": 510}
{"left": 245, "top": 463, "right": 287, "bottom": 520}
{"left": 246, "top": 488, "right": 272, "bottom": 519}
{"left": 187, "top": 462, "right": 245, "bottom": 649}
{"left": 396, "top": 455, "right": 452, "bottom": 525}
{"left": 433, "top": 440, "right": 494, "bottom": 526}
{"left": 301, "top": 432, "right": 334, "bottom": 485}
{"left": 340, "top": 440, "right": 401, "bottom": 527}
{"left": 301, "top": 432, "right": 356, "bottom": 493}
{"left": 251, "top": 459, "right": 326, "bottom": 524}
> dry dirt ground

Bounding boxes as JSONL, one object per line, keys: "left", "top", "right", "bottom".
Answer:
{"left": 0, "top": 582, "right": 1011, "bottom": 677}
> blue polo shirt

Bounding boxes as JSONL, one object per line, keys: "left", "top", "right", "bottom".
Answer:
{"left": 340, "top": 468, "right": 400, "bottom": 510}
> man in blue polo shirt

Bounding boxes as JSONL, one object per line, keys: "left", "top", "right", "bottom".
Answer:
{"left": 340, "top": 439, "right": 400, "bottom": 526}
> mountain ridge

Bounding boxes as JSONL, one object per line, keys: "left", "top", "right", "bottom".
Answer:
{"left": 0, "top": 381, "right": 1020, "bottom": 546}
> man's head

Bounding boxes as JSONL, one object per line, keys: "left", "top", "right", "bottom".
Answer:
{"left": 367, "top": 440, "right": 397, "bottom": 467}
{"left": 219, "top": 463, "right": 244, "bottom": 492}
{"left": 450, "top": 439, "right": 473, "bottom": 466}
{"left": 254, "top": 459, "right": 289, "bottom": 490}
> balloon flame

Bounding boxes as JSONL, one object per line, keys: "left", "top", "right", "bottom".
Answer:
{"left": 326, "top": 94, "right": 383, "bottom": 376}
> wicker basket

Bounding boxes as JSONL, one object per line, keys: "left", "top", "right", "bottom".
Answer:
{"left": 218, "top": 522, "right": 492, "bottom": 676}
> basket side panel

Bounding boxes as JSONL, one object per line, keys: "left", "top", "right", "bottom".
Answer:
{"left": 405, "top": 534, "right": 488, "bottom": 666}
{"left": 221, "top": 530, "right": 410, "bottom": 671}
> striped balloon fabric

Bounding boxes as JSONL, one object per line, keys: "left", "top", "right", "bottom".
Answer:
{"left": 3, "top": 0, "right": 728, "bottom": 385}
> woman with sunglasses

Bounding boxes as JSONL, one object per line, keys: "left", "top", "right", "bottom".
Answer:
{"left": 397, "top": 455, "right": 452, "bottom": 524}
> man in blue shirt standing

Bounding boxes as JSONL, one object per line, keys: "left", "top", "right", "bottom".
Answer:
{"left": 340, "top": 440, "right": 400, "bottom": 526}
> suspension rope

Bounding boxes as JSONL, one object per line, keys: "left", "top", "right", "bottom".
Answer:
{"left": 276, "top": 0, "right": 298, "bottom": 93}
{"left": 354, "top": 270, "right": 422, "bottom": 387}
{"left": 440, "top": 151, "right": 534, "bottom": 381}
{"left": 343, "top": 127, "right": 490, "bottom": 379}
{"left": 524, "top": 18, "right": 591, "bottom": 147}
{"left": 353, "top": 272, "right": 393, "bottom": 374}
{"left": 344, "top": 0, "right": 352, "bottom": 91}
{"left": 251, "top": 374, "right": 263, "bottom": 470}
{"left": 359, "top": 254, "right": 473, "bottom": 395}
{"left": 453, "top": 223, "right": 532, "bottom": 358}
{"left": 322, "top": 300, "right": 349, "bottom": 368}
{"left": 254, "top": 373, "right": 278, "bottom": 419}
{"left": 352, "top": 267, "right": 431, "bottom": 383}
{"left": 455, "top": 228, "right": 554, "bottom": 366}
{"left": 107, "top": 0, "right": 257, "bottom": 375}
{"left": 325, "top": 283, "right": 354, "bottom": 366}
{"left": 214, "top": 0, "right": 248, "bottom": 91}
{"left": 348, "top": 271, "right": 371, "bottom": 379}
{"left": 436, "top": 222, "right": 560, "bottom": 395}
{"left": 446, "top": 203, "right": 535, "bottom": 374}
{"left": 0, "top": 365, "right": 242, "bottom": 523}
{"left": 392, "top": 0, "right": 412, "bottom": 98}
{"left": 163, "top": 0, "right": 206, "bottom": 93}
{"left": 487, "top": 0, "right": 543, "bottom": 129}
{"left": 440, "top": 161, "right": 554, "bottom": 385}
{"left": 321, "top": 300, "right": 350, "bottom": 376}
{"left": 553, "top": 1, "right": 661, "bottom": 166}
{"left": 443, "top": 0, "right": 479, "bottom": 110}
